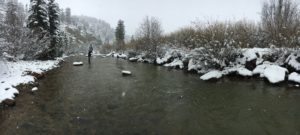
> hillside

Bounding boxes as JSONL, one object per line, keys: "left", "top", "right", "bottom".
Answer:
{"left": 61, "top": 15, "right": 115, "bottom": 55}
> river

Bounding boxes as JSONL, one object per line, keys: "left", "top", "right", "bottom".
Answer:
{"left": 1, "top": 56, "right": 300, "bottom": 135}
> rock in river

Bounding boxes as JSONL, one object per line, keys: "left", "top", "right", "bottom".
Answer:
{"left": 122, "top": 71, "right": 132, "bottom": 76}
{"left": 73, "top": 62, "right": 83, "bottom": 66}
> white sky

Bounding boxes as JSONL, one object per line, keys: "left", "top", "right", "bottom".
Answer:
{"left": 19, "top": 0, "right": 264, "bottom": 35}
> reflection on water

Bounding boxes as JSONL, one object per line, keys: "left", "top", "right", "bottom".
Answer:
{"left": 1, "top": 56, "right": 300, "bottom": 135}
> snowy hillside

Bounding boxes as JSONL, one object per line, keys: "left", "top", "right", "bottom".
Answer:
{"left": 61, "top": 16, "right": 115, "bottom": 55}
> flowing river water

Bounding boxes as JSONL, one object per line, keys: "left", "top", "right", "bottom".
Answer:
{"left": 1, "top": 56, "right": 300, "bottom": 135}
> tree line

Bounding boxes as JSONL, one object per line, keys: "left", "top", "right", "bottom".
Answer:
{"left": 0, "top": 0, "right": 114, "bottom": 60}
{"left": 0, "top": 0, "right": 63, "bottom": 60}
{"left": 111, "top": 0, "right": 300, "bottom": 57}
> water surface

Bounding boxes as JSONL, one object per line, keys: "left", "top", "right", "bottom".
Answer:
{"left": 1, "top": 56, "right": 300, "bottom": 135}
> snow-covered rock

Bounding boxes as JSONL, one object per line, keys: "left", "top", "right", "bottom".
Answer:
{"left": 164, "top": 59, "right": 184, "bottom": 69}
{"left": 263, "top": 65, "right": 288, "bottom": 84}
{"left": 236, "top": 48, "right": 271, "bottom": 65}
{"left": 222, "top": 67, "right": 238, "bottom": 76}
{"left": 156, "top": 53, "right": 172, "bottom": 65}
{"left": 253, "top": 64, "right": 266, "bottom": 75}
{"left": 129, "top": 57, "right": 138, "bottom": 62}
{"left": 113, "top": 53, "right": 127, "bottom": 59}
{"left": 32, "top": 87, "right": 38, "bottom": 92}
{"left": 188, "top": 59, "right": 199, "bottom": 72}
{"left": 237, "top": 68, "right": 253, "bottom": 77}
{"left": 73, "top": 62, "right": 83, "bottom": 66}
{"left": 200, "top": 70, "right": 223, "bottom": 81}
{"left": 222, "top": 67, "right": 253, "bottom": 77}
{"left": 288, "top": 72, "right": 300, "bottom": 83}
{"left": 286, "top": 53, "right": 300, "bottom": 72}
{"left": 118, "top": 54, "right": 127, "bottom": 59}
{"left": 252, "top": 63, "right": 288, "bottom": 84}
{"left": 122, "top": 70, "right": 132, "bottom": 75}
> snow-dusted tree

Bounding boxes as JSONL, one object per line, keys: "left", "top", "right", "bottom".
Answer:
{"left": 65, "top": 7, "right": 71, "bottom": 24}
{"left": 27, "top": 0, "right": 49, "bottom": 34}
{"left": 0, "top": 0, "right": 5, "bottom": 23}
{"left": 115, "top": 20, "right": 125, "bottom": 51}
{"left": 4, "top": 0, "right": 23, "bottom": 43}
{"left": 136, "top": 16, "right": 163, "bottom": 54}
{"left": 48, "top": 0, "right": 60, "bottom": 57}
{"left": 59, "top": 8, "right": 65, "bottom": 23}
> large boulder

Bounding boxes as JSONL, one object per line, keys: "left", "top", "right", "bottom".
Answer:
{"left": 264, "top": 65, "right": 288, "bottom": 84}
{"left": 253, "top": 63, "right": 288, "bottom": 84}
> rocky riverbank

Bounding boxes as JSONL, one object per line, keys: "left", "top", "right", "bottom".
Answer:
{"left": 0, "top": 58, "right": 64, "bottom": 106}
{"left": 109, "top": 47, "right": 300, "bottom": 85}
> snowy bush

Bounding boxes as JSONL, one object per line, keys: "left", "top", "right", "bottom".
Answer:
{"left": 189, "top": 46, "right": 240, "bottom": 70}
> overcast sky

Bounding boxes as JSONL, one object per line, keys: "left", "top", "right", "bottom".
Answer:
{"left": 19, "top": 0, "right": 263, "bottom": 35}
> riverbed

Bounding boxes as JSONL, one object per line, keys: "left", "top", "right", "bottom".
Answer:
{"left": 1, "top": 56, "right": 300, "bottom": 135}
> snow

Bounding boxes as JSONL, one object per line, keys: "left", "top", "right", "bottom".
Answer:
{"left": 113, "top": 53, "right": 127, "bottom": 59}
{"left": 252, "top": 63, "right": 288, "bottom": 83}
{"left": 221, "top": 67, "right": 253, "bottom": 77}
{"left": 156, "top": 53, "right": 172, "bottom": 65}
{"left": 32, "top": 87, "right": 38, "bottom": 92}
{"left": 263, "top": 65, "right": 288, "bottom": 84}
{"left": 73, "top": 62, "right": 83, "bottom": 66}
{"left": 164, "top": 59, "right": 184, "bottom": 69}
{"left": 286, "top": 53, "right": 300, "bottom": 71}
{"left": 188, "top": 59, "right": 199, "bottom": 71}
{"left": 237, "top": 67, "right": 253, "bottom": 77}
{"left": 0, "top": 59, "right": 61, "bottom": 103}
{"left": 237, "top": 48, "right": 271, "bottom": 64}
{"left": 122, "top": 70, "right": 132, "bottom": 75}
{"left": 200, "top": 70, "right": 223, "bottom": 81}
{"left": 129, "top": 57, "right": 138, "bottom": 62}
{"left": 118, "top": 54, "right": 127, "bottom": 59}
{"left": 222, "top": 67, "right": 238, "bottom": 75}
{"left": 288, "top": 72, "right": 300, "bottom": 83}
{"left": 156, "top": 58, "right": 165, "bottom": 65}
{"left": 244, "top": 49, "right": 259, "bottom": 61}
{"left": 253, "top": 64, "right": 269, "bottom": 77}
{"left": 2, "top": 52, "right": 14, "bottom": 61}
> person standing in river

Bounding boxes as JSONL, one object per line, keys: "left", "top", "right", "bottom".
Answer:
{"left": 88, "top": 44, "right": 93, "bottom": 64}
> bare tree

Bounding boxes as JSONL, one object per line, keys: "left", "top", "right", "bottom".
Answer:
{"left": 261, "top": 0, "right": 300, "bottom": 46}
{"left": 136, "top": 16, "right": 163, "bottom": 55}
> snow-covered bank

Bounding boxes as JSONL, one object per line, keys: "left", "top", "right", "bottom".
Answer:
{"left": 111, "top": 47, "right": 300, "bottom": 85}
{"left": 0, "top": 58, "right": 63, "bottom": 104}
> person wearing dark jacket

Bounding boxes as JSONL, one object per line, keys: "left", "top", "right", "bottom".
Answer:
{"left": 88, "top": 44, "right": 93, "bottom": 63}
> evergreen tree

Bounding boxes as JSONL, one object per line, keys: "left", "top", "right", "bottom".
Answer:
{"left": 27, "top": 0, "right": 49, "bottom": 34}
{"left": 48, "top": 0, "right": 60, "bottom": 57}
{"left": 115, "top": 20, "right": 125, "bottom": 51}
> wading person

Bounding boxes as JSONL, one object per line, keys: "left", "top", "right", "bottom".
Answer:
{"left": 88, "top": 44, "right": 93, "bottom": 64}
